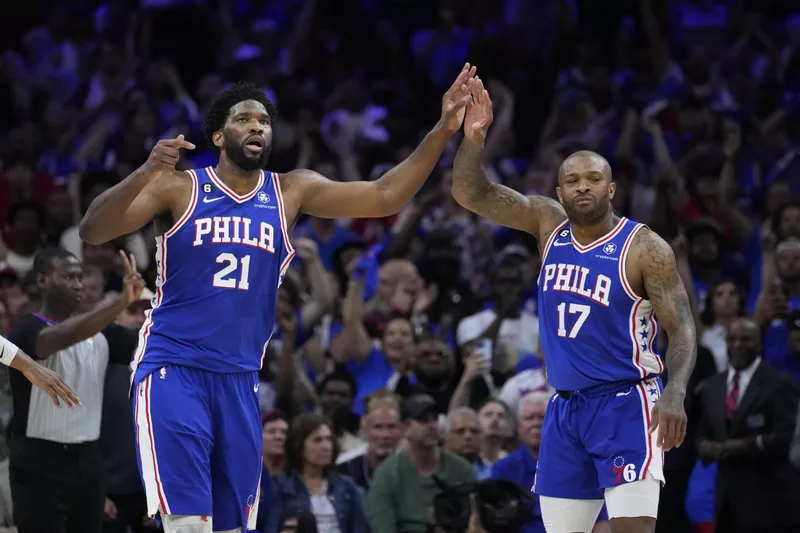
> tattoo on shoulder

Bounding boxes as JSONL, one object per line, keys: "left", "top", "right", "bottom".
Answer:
{"left": 635, "top": 228, "right": 692, "bottom": 318}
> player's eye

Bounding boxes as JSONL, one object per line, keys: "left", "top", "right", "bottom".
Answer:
{"left": 260, "top": 120, "right": 269, "bottom": 125}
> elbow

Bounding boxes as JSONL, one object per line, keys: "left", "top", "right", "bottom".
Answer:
{"left": 78, "top": 218, "right": 103, "bottom": 245}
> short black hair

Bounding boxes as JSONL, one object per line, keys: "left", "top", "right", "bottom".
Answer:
{"left": 201, "top": 82, "right": 278, "bottom": 152}
{"left": 32, "top": 247, "right": 76, "bottom": 277}
{"left": 317, "top": 368, "right": 358, "bottom": 398}
{"left": 6, "top": 200, "right": 45, "bottom": 228}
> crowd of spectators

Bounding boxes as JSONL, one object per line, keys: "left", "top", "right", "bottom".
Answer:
{"left": 0, "top": 0, "right": 800, "bottom": 532}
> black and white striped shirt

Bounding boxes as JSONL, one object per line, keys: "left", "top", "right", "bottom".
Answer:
{"left": 7, "top": 314, "right": 137, "bottom": 444}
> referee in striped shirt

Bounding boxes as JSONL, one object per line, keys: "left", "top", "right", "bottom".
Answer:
{"left": 6, "top": 247, "right": 144, "bottom": 533}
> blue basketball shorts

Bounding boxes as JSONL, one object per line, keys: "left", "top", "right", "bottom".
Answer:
{"left": 133, "top": 364, "right": 262, "bottom": 531}
{"left": 533, "top": 377, "right": 665, "bottom": 500}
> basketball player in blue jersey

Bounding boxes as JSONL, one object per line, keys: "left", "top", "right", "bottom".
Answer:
{"left": 451, "top": 78, "right": 696, "bottom": 533}
{"left": 77, "top": 65, "right": 476, "bottom": 533}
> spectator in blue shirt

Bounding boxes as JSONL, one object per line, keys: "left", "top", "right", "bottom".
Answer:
{"left": 491, "top": 391, "right": 610, "bottom": 533}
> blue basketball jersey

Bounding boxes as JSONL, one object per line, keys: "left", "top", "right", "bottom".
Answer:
{"left": 537, "top": 217, "right": 663, "bottom": 391}
{"left": 131, "top": 167, "right": 295, "bottom": 385}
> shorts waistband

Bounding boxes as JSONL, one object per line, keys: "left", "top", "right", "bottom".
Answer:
{"left": 556, "top": 376, "right": 658, "bottom": 400}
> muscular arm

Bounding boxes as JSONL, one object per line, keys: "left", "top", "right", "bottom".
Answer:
{"left": 636, "top": 228, "right": 697, "bottom": 392}
{"left": 36, "top": 297, "right": 130, "bottom": 359}
{"left": 292, "top": 125, "right": 451, "bottom": 218}
{"left": 79, "top": 166, "right": 185, "bottom": 244}
{"left": 451, "top": 139, "right": 566, "bottom": 238}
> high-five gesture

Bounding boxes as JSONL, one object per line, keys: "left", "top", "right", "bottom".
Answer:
{"left": 463, "top": 77, "right": 494, "bottom": 146}
{"left": 119, "top": 250, "right": 146, "bottom": 305}
{"left": 439, "top": 63, "right": 477, "bottom": 136}
{"left": 143, "top": 134, "right": 196, "bottom": 179}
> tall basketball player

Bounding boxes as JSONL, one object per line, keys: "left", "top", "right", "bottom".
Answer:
{"left": 78, "top": 65, "right": 476, "bottom": 533}
{"left": 451, "top": 78, "right": 696, "bottom": 533}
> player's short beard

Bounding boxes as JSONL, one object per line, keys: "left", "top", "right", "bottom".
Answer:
{"left": 563, "top": 197, "right": 611, "bottom": 227}
{"left": 223, "top": 132, "right": 271, "bottom": 172}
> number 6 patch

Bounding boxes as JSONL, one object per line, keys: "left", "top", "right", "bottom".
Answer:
{"left": 202, "top": 183, "right": 213, "bottom": 193}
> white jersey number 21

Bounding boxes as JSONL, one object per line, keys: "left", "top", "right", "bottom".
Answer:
{"left": 213, "top": 253, "right": 251, "bottom": 290}
{"left": 556, "top": 303, "right": 591, "bottom": 338}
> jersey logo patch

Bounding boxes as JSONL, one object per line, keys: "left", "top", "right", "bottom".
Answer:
{"left": 602, "top": 243, "right": 617, "bottom": 255}
{"left": 257, "top": 191, "right": 270, "bottom": 203}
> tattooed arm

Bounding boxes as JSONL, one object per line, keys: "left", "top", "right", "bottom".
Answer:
{"left": 634, "top": 228, "right": 696, "bottom": 450}
{"left": 452, "top": 140, "right": 566, "bottom": 236}
{"left": 452, "top": 77, "right": 566, "bottom": 240}
{"left": 636, "top": 228, "right": 697, "bottom": 392}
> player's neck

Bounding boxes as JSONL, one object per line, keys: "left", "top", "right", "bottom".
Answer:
{"left": 786, "top": 280, "right": 800, "bottom": 296}
{"left": 480, "top": 439, "right": 502, "bottom": 463}
{"left": 569, "top": 213, "right": 619, "bottom": 247}
{"left": 40, "top": 299, "right": 74, "bottom": 323}
{"left": 263, "top": 453, "right": 283, "bottom": 475}
{"left": 408, "top": 444, "right": 441, "bottom": 474}
{"left": 525, "top": 444, "right": 539, "bottom": 460}
{"left": 301, "top": 465, "right": 326, "bottom": 484}
{"left": 367, "top": 449, "right": 386, "bottom": 470}
{"left": 214, "top": 158, "right": 262, "bottom": 195}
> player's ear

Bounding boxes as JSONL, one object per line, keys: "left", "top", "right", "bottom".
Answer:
{"left": 555, "top": 186, "right": 563, "bottom": 204}
{"left": 608, "top": 182, "right": 616, "bottom": 200}
{"left": 212, "top": 130, "right": 224, "bottom": 150}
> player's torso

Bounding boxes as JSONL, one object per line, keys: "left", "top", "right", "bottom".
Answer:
{"left": 537, "top": 217, "right": 663, "bottom": 391}
{"left": 132, "top": 167, "right": 295, "bottom": 380}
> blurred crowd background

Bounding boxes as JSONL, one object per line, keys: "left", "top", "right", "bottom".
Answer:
{"left": 0, "top": 0, "right": 799, "bottom": 532}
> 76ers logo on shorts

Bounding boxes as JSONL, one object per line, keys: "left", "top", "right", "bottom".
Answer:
{"left": 613, "top": 456, "right": 637, "bottom": 484}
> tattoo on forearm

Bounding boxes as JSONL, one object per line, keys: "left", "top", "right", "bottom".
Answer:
{"left": 637, "top": 229, "right": 697, "bottom": 388}
{"left": 452, "top": 140, "right": 565, "bottom": 235}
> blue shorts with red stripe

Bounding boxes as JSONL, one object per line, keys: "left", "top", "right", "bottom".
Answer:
{"left": 533, "top": 376, "right": 664, "bottom": 500}
{"left": 133, "top": 364, "right": 262, "bottom": 530}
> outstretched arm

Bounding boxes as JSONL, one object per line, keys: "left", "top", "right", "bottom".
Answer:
{"left": 452, "top": 77, "right": 566, "bottom": 239}
{"left": 635, "top": 227, "right": 696, "bottom": 451}
{"left": 293, "top": 64, "right": 475, "bottom": 219}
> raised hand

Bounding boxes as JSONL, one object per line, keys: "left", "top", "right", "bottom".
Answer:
{"left": 119, "top": 250, "right": 146, "bottom": 305}
{"left": 439, "top": 63, "right": 477, "bottom": 136}
{"left": 463, "top": 76, "right": 494, "bottom": 146}
{"left": 143, "top": 134, "right": 196, "bottom": 179}
{"left": 293, "top": 237, "right": 320, "bottom": 262}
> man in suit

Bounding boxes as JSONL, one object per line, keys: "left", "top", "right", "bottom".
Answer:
{"left": 696, "top": 317, "right": 800, "bottom": 533}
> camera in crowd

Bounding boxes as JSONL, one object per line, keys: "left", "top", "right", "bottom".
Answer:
{"left": 428, "top": 476, "right": 535, "bottom": 533}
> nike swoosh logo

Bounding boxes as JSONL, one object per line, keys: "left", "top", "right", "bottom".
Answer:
{"left": 552, "top": 241, "right": 572, "bottom": 247}
{"left": 254, "top": 383, "right": 259, "bottom": 393}
{"left": 203, "top": 196, "right": 224, "bottom": 203}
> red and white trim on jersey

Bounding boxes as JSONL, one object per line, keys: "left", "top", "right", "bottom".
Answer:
{"left": 246, "top": 469, "right": 262, "bottom": 530}
{"left": 570, "top": 217, "right": 627, "bottom": 254}
{"left": 539, "top": 219, "right": 570, "bottom": 267}
{"left": 271, "top": 172, "right": 296, "bottom": 278}
{"left": 135, "top": 375, "right": 171, "bottom": 516}
{"left": 619, "top": 223, "right": 664, "bottom": 378}
{"left": 635, "top": 378, "right": 665, "bottom": 484}
{"left": 129, "top": 171, "right": 199, "bottom": 388}
{"left": 207, "top": 166, "right": 265, "bottom": 204}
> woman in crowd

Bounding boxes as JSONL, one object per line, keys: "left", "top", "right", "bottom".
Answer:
{"left": 263, "top": 413, "right": 367, "bottom": 533}
{"left": 257, "top": 410, "right": 290, "bottom": 530}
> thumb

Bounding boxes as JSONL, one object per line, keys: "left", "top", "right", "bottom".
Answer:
{"left": 452, "top": 94, "right": 472, "bottom": 112}
{"left": 648, "top": 406, "right": 659, "bottom": 434}
{"left": 177, "top": 134, "right": 185, "bottom": 141}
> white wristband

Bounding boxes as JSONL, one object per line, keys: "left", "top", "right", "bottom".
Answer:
{"left": 0, "top": 336, "right": 18, "bottom": 366}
